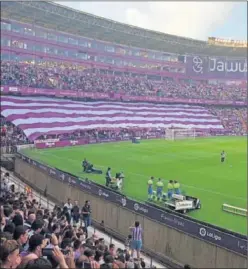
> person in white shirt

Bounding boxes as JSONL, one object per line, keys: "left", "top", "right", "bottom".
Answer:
{"left": 64, "top": 198, "right": 73, "bottom": 217}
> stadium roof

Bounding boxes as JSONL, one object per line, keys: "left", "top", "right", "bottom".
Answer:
{"left": 1, "top": 1, "right": 247, "bottom": 58}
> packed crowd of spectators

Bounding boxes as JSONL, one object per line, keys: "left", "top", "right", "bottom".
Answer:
{"left": 1, "top": 62, "right": 247, "bottom": 101}
{"left": 0, "top": 170, "right": 152, "bottom": 269}
{"left": 39, "top": 128, "right": 164, "bottom": 142}
{"left": 1, "top": 117, "right": 29, "bottom": 153}
{"left": 0, "top": 109, "right": 246, "bottom": 149}
{"left": 210, "top": 108, "right": 247, "bottom": 135}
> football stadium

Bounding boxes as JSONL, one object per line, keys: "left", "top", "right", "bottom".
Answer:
{"left": 0, "top": 1, "right": 247, "bottom": 268}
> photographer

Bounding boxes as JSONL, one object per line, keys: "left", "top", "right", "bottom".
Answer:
{"left": 105, "top": 168, "right": 112, "bottom": 187}
{"left": 82, "top": 159, "right": 88, "bottom": 172}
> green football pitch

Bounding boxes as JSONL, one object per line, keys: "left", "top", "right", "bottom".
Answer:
{"left": 22, "top": 137, "right": 247, "bottom": 235}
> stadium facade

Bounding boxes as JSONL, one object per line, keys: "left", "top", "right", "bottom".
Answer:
{"left": 1, "top": 1, "right": 247, "bottom": 83}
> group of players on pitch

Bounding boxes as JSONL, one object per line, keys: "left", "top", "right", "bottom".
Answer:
{"left": 81, "top": 151, "right": 226, "bottom": 199}
{"left": 147, "top": 178, "right": 181, "bottom": 202}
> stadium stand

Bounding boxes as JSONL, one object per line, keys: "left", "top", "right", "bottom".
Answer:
{"left": 0, "top": 167, "right": 165, "bottom": 268}
{"left": 0, "top": 1, "right": 247, "bottom": 268}
{"left": 1, "top": 62, "right": 247, "bottom": 101}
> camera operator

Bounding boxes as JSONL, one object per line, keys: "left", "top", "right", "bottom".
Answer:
{"left": 105, "top": 168, "right": 112, "bottom": 187}
{"left": 82, "top": 159, "right": 88, "bottom": 172}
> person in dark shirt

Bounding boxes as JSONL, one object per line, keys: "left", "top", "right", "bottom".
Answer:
{"left": 81, "top": 201, "right": 91, "bottom": 228}
{"left": 13, "top": 225, "right": 29, "bottom": 252}
{"left": 82, "top": 159, "right": 88, "bottom": 172}
{"left": 71, "top": 200, "right": 80, "bottom": 226}
{"left": 105, "top": 168, "right": 112, "bottom": 187}
{"left": 62, "top": 206, "right": 71, "bottom": 224}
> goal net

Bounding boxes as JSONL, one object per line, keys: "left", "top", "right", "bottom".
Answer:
{"left": 165, "top": 128, "right": 196, "bottom": 141}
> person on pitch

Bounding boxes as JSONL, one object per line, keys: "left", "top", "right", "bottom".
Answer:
{"left": 82, "top": 158, "right": 88, "bottom": 172}
{"left": 156, "top": 178, "right": 164, "bottom": 201}
{"left": 147, "top": 177, "right": 154, "bottom": 201}
{"left": 167, "top": 180, "right": 174, "bottom": 200}
{"left": 221, "top": 150, "right": 226, "bottom": 163}
{"left": 173, "top": 180, "right": 181, "bottom": 195}
{"left": 105, "top": 167, "right": 112, "bottom": 187}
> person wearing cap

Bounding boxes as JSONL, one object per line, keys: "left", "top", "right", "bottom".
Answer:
{"left": 167, "top": 180, "right": 174, "bottom": 199}
{"left": 147, "top": 177, "right": 154, "bottom": 201}
{"left": 13, "top": 225, "right": 29, "bottom": 252}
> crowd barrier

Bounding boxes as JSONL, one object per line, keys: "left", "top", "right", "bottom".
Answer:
{"left": 15, "top": 151, "right": 247, "bottom": 257}
{"left": 1, "top": 86, "right": 247, "bottom": 106}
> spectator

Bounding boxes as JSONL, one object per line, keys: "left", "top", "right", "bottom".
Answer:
{"left": 82, "top": 200, "right": 91, "bottom": 228}
{"left": 94, "top": 250, "right": 104, "bottom": 265}
{"left": 23, "top": 257, "right": 53, "bottom": 269}
{"left": 20, "top": 234, "right": 46, "bottom": 265}
{"left": 109, "top": 243, "right": 116, "bottom": 257}
{"left": 0, "top": 240, "right": 21, "bottom": 269}
{"left": 72, "top": 200, "right": 80, "bottom": 226}
{"left": 24, "top": 213, "right": 36, "bottom": 229}
{"left": 3, "top": 222, "right": 15, "bottom": 235}
{"left": 129, "top": 221, "right": 143, "bottom": 260}
{"left": 3, "top": 205, "right": 13, "bottom": 223}
{"left": 64, "top": 198, "right": 73, "bottom": 214}
{"left": 29, "top": 219, "right": 44, "bottom": 237}
{"left": 13, "top": 225, "right": 29, "bottom": 252}
{"left": 12, "top": 213, "right": 23, "bottom": 227}
{"left": 62, "top": 206, "right": 71, "bottom": 224}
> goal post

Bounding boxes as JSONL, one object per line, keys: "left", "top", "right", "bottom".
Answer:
{"left": 165, "top": 128, "right": 196, "bottom": 141}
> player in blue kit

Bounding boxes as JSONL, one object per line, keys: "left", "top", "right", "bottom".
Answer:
{"left": 147, "top": 177, "right": 154, "bottom": 201}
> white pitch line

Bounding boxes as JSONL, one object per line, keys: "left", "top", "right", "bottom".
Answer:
{"left": 32, "top": 151, "right": 246, "bottom": 202}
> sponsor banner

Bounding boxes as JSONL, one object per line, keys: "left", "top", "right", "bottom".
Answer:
{"left": 35, "top": 136, "right": 162, "bottom": 149}
{"left": 35, "top": 139, "right": 88, "bottom": 149}
{"left": 17, "top": 152, "right": 247, "bottom": 256}
{"left": 1, "top": 86, "right": 246, "bottom": 106}
{"left": 34, "top": 139, "right": 60, "bottom": 144}
{"left": 186, "top": 56, "right": 247, "bottom": 80}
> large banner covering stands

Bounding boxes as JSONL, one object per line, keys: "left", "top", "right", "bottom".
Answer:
{"left": 0, "top": 86, "right": 246, "bottom": 107}
{"left": 16, "top": 151, "right": 247, "bottom": 256}
{"left": 186, "top": 56, "right": 247, "bottom": 80}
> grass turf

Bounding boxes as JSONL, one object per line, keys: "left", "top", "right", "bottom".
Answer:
{"left": 21, "top": 137, "right": 247, "bottom": 235}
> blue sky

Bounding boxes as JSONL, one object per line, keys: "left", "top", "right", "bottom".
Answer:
{"left": 58, "top": 1, "right": 247, "bottom": 41}
{"left": 210, "top": 3, "right": 247, "bottom": 40}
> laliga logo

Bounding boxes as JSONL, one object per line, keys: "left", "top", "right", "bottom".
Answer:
{"left": 199, "top": 227, "right": 207, "bottom": 237}
{"left": 121, "top": 198, "right": 127, "bottom": 207}
{"left": 60, "top": 173, "right": 65, "bottom": 181}
{"left": 192, "top": 56, "right": 204, "bottom": 74}
{"left": 134, "top": 203, "right": 139, "bottom": 211}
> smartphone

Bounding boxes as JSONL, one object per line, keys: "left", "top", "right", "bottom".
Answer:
{"left": 42, "top": 248, "right": 54, "bottom": 257}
